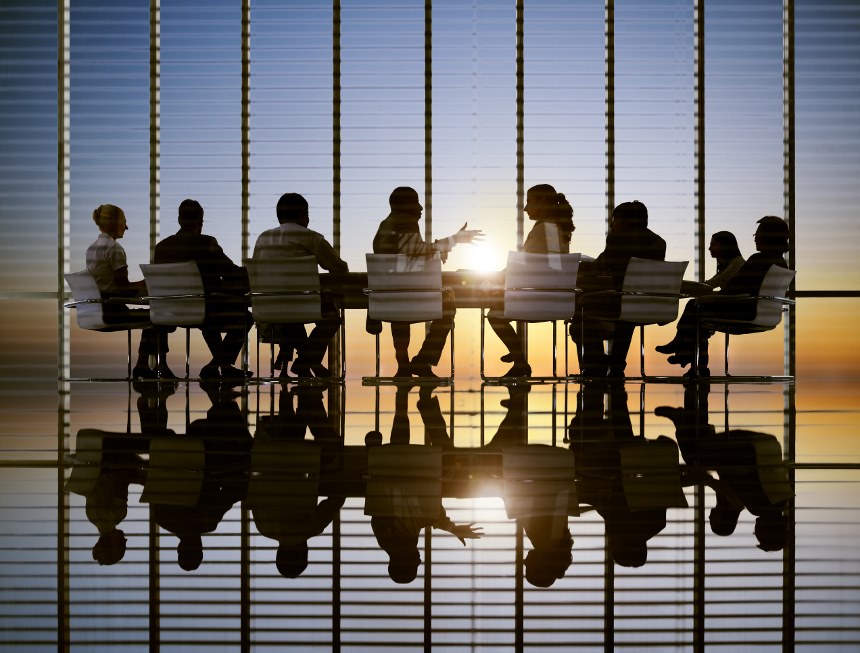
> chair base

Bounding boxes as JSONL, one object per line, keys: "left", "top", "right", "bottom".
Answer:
{"left": 362, "top": 376, "right": 452, "bottom": 387}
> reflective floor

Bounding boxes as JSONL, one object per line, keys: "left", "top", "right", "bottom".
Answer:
{"left": 1, "top": 374, "right": 859, "bottom": 651}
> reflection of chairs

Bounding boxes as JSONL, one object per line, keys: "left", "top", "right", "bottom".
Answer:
{"left": 481, "top": 251, "right": 580, "bottom": 380}
{"left": 695, "top": 265, "right": 796, "bottom": 379}
{"left": 364, "top": 445, "right": 443, "bottom": 518}
{"left": 245, "top": 257, "right": 344, "bottom": 379}
{"left": 364, "top": 254, "right": 452, "bottom": 380}
{"left": 579, "top": 257, "right": 688, "bottom": 377}
{"left": 140, "top": 261, "right": 207, "bottom": 379}
{"left": 65, "top": 270, "right": 151, "bottom": 379}
{"left": 140, "top": 438, "right": 206, "bottom": 507}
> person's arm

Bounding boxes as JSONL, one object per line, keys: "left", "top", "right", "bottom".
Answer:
{"left": 431, "top": 506, "right": 483, "bottom": 544}
{"left": 704, "top": 256, "right": 745, "bottom": 289}
{"left": 313, "top": 235, "right": 349, "bottom": 273}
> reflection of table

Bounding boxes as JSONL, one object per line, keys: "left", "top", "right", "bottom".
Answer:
{"left": 322, "top": 270, "right": 505, "bottom": 310}
{"left": 680, "top": 280, "right": 713, "bottom": 298}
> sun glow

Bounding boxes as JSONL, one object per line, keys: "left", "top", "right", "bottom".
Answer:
{"left": 462, "top": 241, "right": 506, "bottom": 273}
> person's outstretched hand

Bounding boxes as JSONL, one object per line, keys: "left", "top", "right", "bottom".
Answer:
{"left": 451, "top": 522, "right": 484, "bottom": 545}
{"left": 453, "top": 222, "right": 485, "bottom": 245}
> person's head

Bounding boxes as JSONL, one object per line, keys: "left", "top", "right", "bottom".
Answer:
{"left": 92, "top": 528, "right": 127, "bottom": 566}
{"left": 709, "top": 504, "right": 741, "bottom": 536}
{"left": 708, "top": 231, "right": 742, "bottom": 263}
{"left": 177, "top": 535, "right": 203, "bottom": 571}
{"left": 610, "top": 201, "right": 648, "bottom": 232}
{"left": 276, "top": 193, "right": 309, "bottom": 227}
{"left": 754, "top": 215, "right": 789, "bottom": 254}
{"left": 388, "top": 186, "right": 422, "bottom": 219}
{"left": 92, "top": 204, "right": 128, "bottom": 239}
{"left": 524, "top": 533, "right": 573, "bottom": 588}
{"left": 178, "top": 199, "right": 204, "bottom": 232}
{"left": 525, "top": 184, "right": 559, "bottom": 221}
{"left": 755, "top": 510, "right": 789, "bottom": 552}
{"left": 276, "top": 541, "right": 310, "bottom": 578}
{"left": 387, "top": 547, "right": 421, "bottom": 584}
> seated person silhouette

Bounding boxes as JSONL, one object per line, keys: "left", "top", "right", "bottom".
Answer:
{"left": 365, "top": 383, "right": 481, "bottom": 583}
{"left": 150, "top": 382, "right": 252, "bottom": 571}
{"left": 569, "top": 381, "right": 684, "bottom": 567}
{"left": 154, "top": 199, "right": 252, "bottom": 379}
{"left": 484, "top": 385, "right": 576, "bottom": 586}
{"left": 86, "top": 203, "right": 173, "bottom": 379}
{"left": 656, "top": 383, "right": 792, "bottom": 551}
{"left": 486, "top": 184, "right": 575, "bottom": 378}
{"left": 253, "top": 192, "right": 349, "bottom": 378}
{"left": 569, "top": 200, "right": 666, "bottom": 377}
{"left": 657, "top": 216, "right": 789, "bottom": 376}
{"left": 249, "top": 388, "right": 345, "bottom": 578}
{"left": 371, "top": 186, "right": 483, "bottom": 378}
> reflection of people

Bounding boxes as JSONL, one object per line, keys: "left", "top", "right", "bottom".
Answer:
{"left": 372, "top": 186, "right": 484, "bottom": 378}
{"left": 570, "top": 381, "right": 681, "bottom": 567}
{"left": 487, "top": 184, "right": 575, "bottom": 378}
{"left": 154, "top": 199, "right": 252, "bottom": 379}
{"left": 152, "top": 382, "right": 252, "bottom": 571}
{"left": 485, "top": 384, "right": 576, "bottom": 586}
{"left": 658, "top": 216, "right": 789, "bottom": 376}
{"left": 657, "top": 383, "right": 792, "bottom": 551}
{"left": 250, "top": 384, "right": 345, "bottom": 577}
{"left": 253, "top": 193, "right": 349, "bottom": 378}
{"left": 85, "top": 203, "right": 172, "bottom": 379}
{"left": 570, "top": 201, "right": 666, "bottom": 377}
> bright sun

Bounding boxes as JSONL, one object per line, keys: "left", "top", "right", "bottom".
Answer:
{"left": 467, "top": 241, "right": 504, "bottom": 272}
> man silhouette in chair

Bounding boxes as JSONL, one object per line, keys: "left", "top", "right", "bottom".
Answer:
{"left": 371, "top": 186, "right": 483, "bottom": 378}
{"left": 253, "top": 193, "right": 349, "bottom": 378}
{"left": 154, "top": 199, "right": 251, "bottom": 379}
{"left": 571, "top": 201, "right": 666, "bottom": 377}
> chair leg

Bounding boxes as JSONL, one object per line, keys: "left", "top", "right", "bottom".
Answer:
{"left": 185, "top": 328, "right": 191, "bottom": 379}
{"left": 375, "top": 332, "right": 381, "bottom": 377}
{"left": 480, "top": 308, "right": 486, "bottom": 379}
{"left": 724, "top": 332, "right": 731, "bottom": 376}
{"left": 126, "top": 329, "right": 132, "bottom": 379}
{"left": 450, "top": 318, "right": 455, "bottom": 379}
{"left": 552, "top": 321, "right": 558, "bottom": 378}
{"left": 639, "top": 324, "right": 646, "bottom": 377}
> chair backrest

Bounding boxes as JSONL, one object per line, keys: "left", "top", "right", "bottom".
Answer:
{"left": 364, "top": 445, "right": 443, "bottom": 518}
{"left": 750, "top": 265, "right": 796, "bottom": 328}
{"left": 503, "top": 251, "right": 580, "bottom": 321}
{"left": 618, "top": 257, "right": 689, "bottom": 324}
{"left": 244, "top": 257, "right": 322, "bottom": 323}
{"left": 64, "top": 270, "right": 109, "bottom": 330}
{"left": 365, "top": 253, "right": 443, "bottom": 322}
{"left": 140, "top": 261, "right": 207, "bottom": 326}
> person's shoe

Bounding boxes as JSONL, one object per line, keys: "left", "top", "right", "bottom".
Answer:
{"left": 500, "top": 353, "right": 516, "bottom": 363}
{"left": 683, "top": 366, "right": 709, "bottom": 379}
{"left": 654, "top": 405, "right": 684, "bottom": 421}
{"left": 409, "top": 362, "right": 438, "bottom": 378}
{"left": 220, "top": 364, "right": 252, "bottom": 379}
{"left": 394, "top": 363, "right": 414, "bottom": 378}
{"left": 132, "top": 365, "right": 157, "bottom": 380}
{"left": 655, "top": 341, "right": 679, "bottom": 354}
{"left": 667, "top": 354, "right": 693, "bottom": 368}
{"left": 199, "top": 363, "right": 220, "bottom": 379}
{"left": 156, "top": 365, "right": 178, "bottom": 380}
{"left": 501, "top": 362, "right": 531, "bottom": 378}
{"left": 290, "top": 360, "right": 314, "bottom": 378}
{"left": 606, "top": 366, "right": 626, "bottom": 378}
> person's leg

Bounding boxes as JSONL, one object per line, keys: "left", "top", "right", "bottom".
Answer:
{"left": 607, "top": 322, "right": 634, "bottom": 377}
{"left": 569, "top": 307, "right": 608, "bottom": 377}
{"left": 487, "top": 316, "right": 531, "bottom": 377}
{"left": 391, "top": 322, "right": 411, "bottom": 375}
{"left": 293, "top": 316, "right": 340, "bottom": 377}
{"left": 411, "top": 292, "right": 454, "bottom": 374}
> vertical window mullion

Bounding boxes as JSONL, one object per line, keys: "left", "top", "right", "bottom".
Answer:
{"left": 149, "top": 0, "right": 160, "bottom": 259}
{"left": 605, "top": 0, "right": 615, "bottom": 229}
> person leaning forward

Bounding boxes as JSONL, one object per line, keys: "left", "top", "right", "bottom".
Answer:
{"left": 253, "top": 193, "right": 349, "bottom": 379}
{"left": 154, "top": 199, "right": 252, "bottom": 380}
{"left": 371, "top": 186, "right": 484, "bottom": 378}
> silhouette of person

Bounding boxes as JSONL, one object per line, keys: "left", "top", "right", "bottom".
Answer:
{"left": 151, "top": 382, "right": 252, "bottom": 571}
{"left": 570, "top": 201, "right": 666, "bottom": 377}
{"left": 486, "top": 184, "right": 575, "bottom": 378}
{"left": 366, "top": 382, "right": 481, "bottom": 583}
{"left": 570, "top": 381, "right": 682, "bottom": 567}
{"left": 154, "top": 199, "right": 252, "bottom": 379}
{"left": 658, "top": 216, "right": 789, "bottom": 376}
{"left": 253, "top": 193, "right": 349, "bottom": 378}
{"left": 250, "top": 385, "right": 345, "bottom": 578}
{"left": 86, "top": 203, "right": 173, "bottom": 379}
{"left": 371, "top": 186, "right": 484, "bottom": 378}
{"left": 656, "top": 383, "right": 792, "bottom": 551}
{"left": 485, "top": 384, "right": 576, "bottom": 587}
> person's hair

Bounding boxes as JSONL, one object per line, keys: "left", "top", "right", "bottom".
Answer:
{"left": 177, "top": 535, "right": 203, "bottom": 571}
{"left": 711, "top": 231, "right": 742, "bottom": 272}
{"left": 612, "top": 200, "right": 648, "bottom": 229}
{"left": 526, "top": 184, "right": 575, "bottom": 244}
{"left": 92, "top": 204, "right": 125, "bottom": 230}
{"left": 709, "top": 504, "right": 741, "bottom": 536}
{"left": 178, "top": 199, "right": 204, "bottom": 227}
{"left": 756, "top": 215, "right": 790, "bottom": 254}
{"left": 386, "top": 545, "right": 421, "bottom": 584}
{"left": 524, "top": 530, "right": 573, "bottom": 588}
{"left": 276, "top": 542, "right": 309, "bottom": 578}
{"left": 276, "top": 193, "right": 309, "bottom": 224}
{"left": 92, "top": 529, "right": 127, "bottom": 566}
{"left": 389, "top": 186, "right": 420, "bottom": 211}
{"left": 755, "top": 511, "right": 789, "bottom": 552}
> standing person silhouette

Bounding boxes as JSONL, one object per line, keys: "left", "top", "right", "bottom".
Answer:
{"left": 372, "top": 186, "right": 483, "bottom": 378}
{"left": 486, "top": 184, "right": 575, "bottom": 378}
{"left": 85, "top": 203, "right": 173, "bottom": 379}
